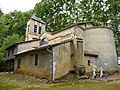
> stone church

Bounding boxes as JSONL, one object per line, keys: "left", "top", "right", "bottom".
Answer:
{"left": 6, "top": 16, "right": 118, "bottom": 80}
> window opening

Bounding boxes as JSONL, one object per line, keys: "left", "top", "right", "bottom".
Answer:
{"left": 28, "top": 25, "right": 30, "bottom": 32}
{"left": 17, "top": 59, "right": 21, "bottom": 68}
{"left": 34, "top": 25, "right": 37, "bottom": 33}
{"left": 12, "top": 49, "right": 14, "bottom": 54}
{"left": 8, "top": 50, "right": 10, "bottom": 56}
{"left": 35, "top": 53, "right": 38, "bottom": 66}
{"left": 88, "top": 60, "right": 91, "bottom": 66}
{"left": 33, "top": 38, "right": 37, "bottom": 40}
{"left": 38, "top": 26, "right": 41, "bottom": 34}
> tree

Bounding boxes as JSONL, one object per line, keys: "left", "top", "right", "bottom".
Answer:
{"left": 0, "top": 34, "right": 24, "bottom": 71}
{"left": 107, "top": 0, "right": 120, "bottom": 57}
{"left": 0, "top": 11, "right": 32, "bottom": 61}
{"left": 0, "top": 9, "right": 3, "bottom": 17}
{"left": 0, "top": 11, "right": 32, "bottom": 36}
{"left": 0, "top": 34, "right": 24, "bottom": 60}
{"left": 34, "top": 0, "right": 76, "bottom": 32}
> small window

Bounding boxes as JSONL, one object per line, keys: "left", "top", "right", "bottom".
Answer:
{"left": 34, "top": 25, "right": 37, "bottom": 33}
{"left": 12, "top": 49, "right": 14, "bottom": 54}
{"left": 35, "top": 54, "right": 38, "bottom": 66}
{"left": 8, "top": 50, "right": 10, "bottom": 56}
{"left": 28, "top": 25, "right": 30, "bottom": 32}
{"left": 38, "top": 26, "right": 41, "bottom": 34}
{"left": 33, "top": 38, "right": 37, "bottom": 40}
{"left": 17, "top": 59, "right": 21, "bottom": 68}
{"left": 40, "top": 38, "right": 49, "bottom": 45}
{"left": 88, "top": 60, "right": 91, "bottom": 66}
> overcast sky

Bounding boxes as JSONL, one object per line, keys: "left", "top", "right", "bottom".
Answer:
{"left": 0, "top": 0, "right": 41, "bottom": 14}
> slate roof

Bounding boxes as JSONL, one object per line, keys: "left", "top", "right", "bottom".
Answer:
{"left": 31, "top": 16, "right": 45, "bottom": 24}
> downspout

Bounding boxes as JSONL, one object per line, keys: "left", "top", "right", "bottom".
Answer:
{"left": 47, "top": 47, "right": 54, "bottom": 81}
{"left": 52, "top": 48, "right": 56, "bottom": 81}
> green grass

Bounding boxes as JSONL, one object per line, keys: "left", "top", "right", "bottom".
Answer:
{"left": 24, "top": 80, "right": 120, "bottom": 90}
{"left": 0, "top": 82, "right": 23, "bottom": 90}
{"left": 0, "top": 73, "right": 120, "bottom": 90}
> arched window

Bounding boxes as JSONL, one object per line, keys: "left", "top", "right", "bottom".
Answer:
{"left": 40, "top": 38, "right": 49, "bottom": 45}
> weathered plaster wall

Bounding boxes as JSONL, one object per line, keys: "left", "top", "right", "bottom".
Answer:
{"left": 39, "top": 26, "right": 84, "bottom": 47}
{"left": 70, "top": 41, "right": 84, "bottom": 67}
{"left": 53, "top": 42, "right": 71, "bottom": 79}
{"left": 26, "top": 33, "right": 40, "bottom": 40}
{"left": 70, "top": 42, "right": 76, "bottom": 69}
{"left": 84, "top": 28, "right": 118, "bottom": 70}
{"left": 73, "top": 27, "right": 84, "bottom": 39}
{"left": 39, "top": 32, "right": 52, "bottom": 40}
{"left": 14, "top": 49, "right": 52, "bottom": 79}
{"left": 52, "top": 41, "right": 84, "bottom": 79}
{"left": 77, "top": 41, "right": 84, "bottom": 65}
{"left": 52, "top": 27, "right": 74, "bottom": 38}
{"left": 49, "top": 28, "right": 74, "bottom": 45}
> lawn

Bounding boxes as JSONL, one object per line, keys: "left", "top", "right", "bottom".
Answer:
{"left": 0, "top": 73, "right": 120, "bottom": 90}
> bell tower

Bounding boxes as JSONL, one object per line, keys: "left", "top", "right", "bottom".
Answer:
{"left": 25, "top": 16, "right": 45, "bottom": 41}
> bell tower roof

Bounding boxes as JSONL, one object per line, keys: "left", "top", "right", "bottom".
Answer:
{"left": 31, "top": 15, "right": 45, "bottom": 24}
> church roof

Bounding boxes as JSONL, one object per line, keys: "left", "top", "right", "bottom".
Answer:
{"left": 31, "top": 16, "right": 45, "bottom": 24}
{"left": 14, "top": 39, "right": 73, "bottom": 56}
{"left": 51, "top": 22, "right": 94, "bottom": 34}
{"left": 5, "top": 39, "right": 40, "bottom": 50}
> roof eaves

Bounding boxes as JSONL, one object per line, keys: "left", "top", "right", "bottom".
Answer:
{"left": 51, "top": 22, "right": 94, "bottom": 35}
{"left": 84, "top": 51, "right": 98, "bottom": 57}
{"left": 83, "top": 26, "right": 114, "bottom": 31}
{"left": 5, "top": 39, "right": 40, "bottom": 50}
{"left": 5, "top": 44, "right": 17, "bottom": 50}
{"left": 14, "top": 39, "right": 73, "bottom": 56}
{"left": 31, "top": 16, "right": 45, "bottom": 24}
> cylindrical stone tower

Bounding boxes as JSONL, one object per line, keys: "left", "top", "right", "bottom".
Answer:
{"left": 84, "top": 27, "right": 118, "bottom": 71}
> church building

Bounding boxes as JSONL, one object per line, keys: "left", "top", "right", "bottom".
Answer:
{"left": 5, "top": 16, "right": 118, "bottom": 80}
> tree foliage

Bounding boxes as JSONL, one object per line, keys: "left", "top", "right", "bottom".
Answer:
{"left": 34, "top": 0, "right": 76, "bottom": 32}
{"left": 0, "top": 11, "right": 32, "bottom": 61}
{"left": 0, "top": 9, "right": 3, "bottom": 17}
{"left": 0, "top": 34, "right": 24, "bottom": 60}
